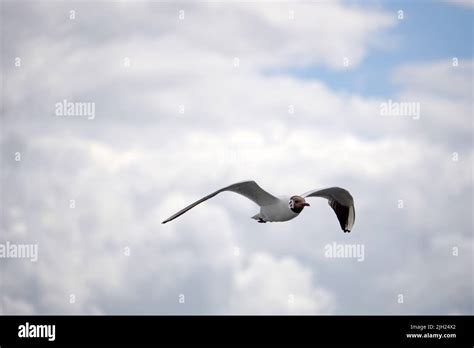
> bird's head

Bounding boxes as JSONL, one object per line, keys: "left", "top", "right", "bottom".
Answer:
{"left": 289, "top": 195, "right": 310, "bottom": 213}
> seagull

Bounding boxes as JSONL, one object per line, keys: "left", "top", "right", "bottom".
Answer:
{"left": 162, "top": 181, "right": 355, "bottom": 232}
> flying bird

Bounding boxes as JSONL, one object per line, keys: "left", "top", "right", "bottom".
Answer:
{"left": 162, "top": 181, "right": 355, "bottom": 232}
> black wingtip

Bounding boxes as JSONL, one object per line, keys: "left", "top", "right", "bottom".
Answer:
{"left": 162, "top": 221, "right": 167, "bottom": 224}
{"left": 344, "top": 229, "right": 351, "bottom": 233}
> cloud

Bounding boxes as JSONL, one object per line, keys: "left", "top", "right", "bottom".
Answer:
{"left": 230, "top": 253, "right": 333, "bottom": 314}
{"left": 446, "top": 0, "right": 474, "bottom": 9}
{"left": 0, "top": 1, "right": 472, "bottom": 315}
{"left": 391, "top": 59, "right": 473, "bottom": 148}
{"left": 393, "top": 59, "right": 472, "bottom": 100}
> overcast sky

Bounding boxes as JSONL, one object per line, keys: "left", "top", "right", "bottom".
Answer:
{"left": 1, "top": 0, "right": 472, "bottom": 315}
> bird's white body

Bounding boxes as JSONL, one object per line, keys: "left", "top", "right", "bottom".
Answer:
{"left": 253, "top": 196, "right": 299, "bottom": 222}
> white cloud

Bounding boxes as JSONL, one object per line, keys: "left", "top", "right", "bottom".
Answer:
{"left": 446, "top": 0, "right": 474, "bottom": 9}
{"left": 393, "top": 59, "right": 473, "bottom": 100}
{"left": 230, "top": 253, "right": 333, "bottom": 314}
{"left": 1, "top": 1, "right": 472, "bottom": 315}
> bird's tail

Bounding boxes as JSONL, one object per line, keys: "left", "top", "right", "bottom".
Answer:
{"left": 251, "top": 213, "right": 261, "bottom": 220}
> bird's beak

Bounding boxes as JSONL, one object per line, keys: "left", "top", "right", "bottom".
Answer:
{"left": 304, "top": 202, "right": 310, "bottom": 207}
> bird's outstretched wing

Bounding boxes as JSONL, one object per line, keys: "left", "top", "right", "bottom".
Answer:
{"left": 162, "top": 181, "right": 279, "bottom": 224}
{"left": 302, "top": 187, "right": 355, "bottom": 233}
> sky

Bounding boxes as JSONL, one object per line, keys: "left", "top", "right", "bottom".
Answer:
{"left": 0, "top": 0, "right": 472, "bottom": 315}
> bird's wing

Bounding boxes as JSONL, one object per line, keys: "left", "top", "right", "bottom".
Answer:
{"left": 162, "top": 180, "right": 279, "bottom": 224}
{"left": 302, "top": 187, "right": 355, "bottom": 232}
